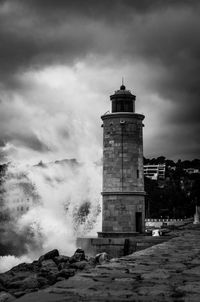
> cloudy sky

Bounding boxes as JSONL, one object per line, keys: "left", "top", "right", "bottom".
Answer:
{"left": 0, "top": 0, "right": 200, "bottom": 164}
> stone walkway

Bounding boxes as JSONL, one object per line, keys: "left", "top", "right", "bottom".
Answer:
{"left": 18, "top": 225, "right": 200, "bottom": 302}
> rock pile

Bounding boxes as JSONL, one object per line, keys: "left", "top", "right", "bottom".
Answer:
{"left": 0, "top": 249, "right": 107, "bottom": 300}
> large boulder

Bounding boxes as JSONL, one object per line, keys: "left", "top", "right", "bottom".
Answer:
{"left": 19, "top": 275, "right": 39, "bottom": 291}
{"left": 57, "top": 262, "right": 71, "bottom": 271}
{"left": 6, "top": 275, "right": 39, "bottom": 291}
{"left": 69, "top": 248, "right": 85, "bottom": 263}
{"left": 39, "top": 259, "right": 59, "bottom": 283}
{"left": 36, "top": 276, "right": 49, "bottom": 288}
{"left": 38, "top": 249, "right": 59, "bottom": 263}
{"left": 4, "top": 272, "right": 31, "bottom": 288}
{"left": 69, "top": 261, "right": 88, "bottom": 270}
{"left": 10, "top": 263, "right": 34, "bottom": 273}
{"left": 53, "top": 255, "right": 70, "bottom": 266}
{"left": 40, "top": 259, "right": 58, "bottom": 273}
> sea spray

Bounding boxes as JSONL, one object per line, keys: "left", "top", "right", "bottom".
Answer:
{"left": 0, "top": 159, "right": 102, "bottom": 273}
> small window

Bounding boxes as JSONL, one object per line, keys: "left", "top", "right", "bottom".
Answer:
{"left": 137, "top": 169, "right": 139, "bottom": 178}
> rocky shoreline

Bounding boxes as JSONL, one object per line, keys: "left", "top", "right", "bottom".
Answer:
{"left": 0, "top": 248, "right": 107, "bottom": 301}
{"left": 1, "top": 224, "right": 200, "bottom": 301}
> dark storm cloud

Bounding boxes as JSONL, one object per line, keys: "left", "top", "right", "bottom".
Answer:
{"left": 0, "top": 0, "right": 199, "bottom": 158}
{"left": 0, "top": 1, "right": 92, "bottom": 84}
{"left": 10, "top": 133, "right": 49, "bottom": 152}
{"left": 3, "top": 132, "right": 49, "bottom": 152}
{"left": 0, "top": 139, "right": 5, "bottom": 147}
{"left": 17, "top": 0, "right": 199, "bottom": 17}
{"left": 1, "top": 0, "right": 199, "bottom": 87}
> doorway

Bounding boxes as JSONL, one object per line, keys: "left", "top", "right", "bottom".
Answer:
{"left": 136, "top": 212, "right": 142, "bottom": 233}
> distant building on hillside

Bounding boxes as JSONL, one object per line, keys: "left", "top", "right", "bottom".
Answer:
{"left": 144, "top": 164, "right": 166, "bottom": 180}
{"left": 2, "top": 183, "right": 38, "bottom": 222}
{"left": 0, "top": 173, "right": 39, "bottom": 225}
{"left": 184, "top": 168, "right": 200, "bottom": 174}
{"left": 10, "top": 188, "right": 35, "bottom": 218}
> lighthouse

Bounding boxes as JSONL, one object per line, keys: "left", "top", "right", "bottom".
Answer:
{"left": 99, "top": 83, "right": 145, "bottom": 237}
{"left": 77, "top": 84, "right": 146, "bottom": 256}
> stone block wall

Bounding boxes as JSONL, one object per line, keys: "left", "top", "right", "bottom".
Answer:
{"left": 102, "top": 194, "right": 145, "bottom": 233}
{"left": 101, "top": 112, "right": 145, "bottom": 234}
{"left": 102, "top": 113, "right": 144, "bottom": 193}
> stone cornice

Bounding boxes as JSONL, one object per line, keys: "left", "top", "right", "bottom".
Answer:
{"left": 101, "top": 112, "right": 144, "bottom": 120}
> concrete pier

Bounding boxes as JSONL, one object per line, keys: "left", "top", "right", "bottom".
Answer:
{"left": 77, "top": 235, "right": 173, "bottom": 258}
{"left": 17, "top": 224, "right": 200, "bottom": 302}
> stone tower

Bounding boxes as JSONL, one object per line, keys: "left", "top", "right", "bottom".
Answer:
{"left": 100, "top": 84, "right": 145, "bottom": 236}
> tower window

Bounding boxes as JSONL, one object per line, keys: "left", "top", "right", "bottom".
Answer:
{"left": 137, "top": 169, "right": 139, "bottom": 178}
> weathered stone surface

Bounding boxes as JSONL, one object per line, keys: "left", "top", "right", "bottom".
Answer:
{"left": 36, "top": 276, "right": 49, "bottom": 288}
{"left": 69, "top": 248, "right": 85, "bottom": 263}
{"left": 20, "top": 275, "right": 39, "bottom": 290}
{"left": 57, "top": 269, "right": 75, "bottom": 279}
{"left": 102, "top": 111, "right": 145, "bottom": 233}
{"left": 10, "top": 263, "right": 34, "bottom": 273}
{"left": 87, "top": 257, "right": 96, "bottom": 266}
{"left": 57, "top": 262, "right": 71, "bottom": 271}
{"left": 0, "top": 248, "right": 85, "bottom": 298}
{"left": 183, "top": 266, "right": 200, "bottom": 276}
{"left": 69, "top": 261, "right": 88, "bottom": 270}
{"left": 53, "top": 255, "right": 69, "bottom": 266}
{"left": 141, "top": 268, "right": 170, "bottom": 280}
{"left": 0, "top": 284, "right": 5, "bottom": 292}
{"left": 40, "top": 259, "right": 58, "bottom": 272}
{"left": 38, "top": 249, "right": 59, "bottom": 263}
{"left": 177, "top": 282, "right": 200, "bottom": 294}
{"left": 0, "top": 291, "right": 15, "bottom": 302}
{"left": 0, "top": 272, "right": 28, "bottom": 289}
{"left": 7, "top": 275, "right": 39, "bottom": 291}
{"left": 39, "top": 259, "right": 59, "bottom": 283}
{"left": 16, "top": 225, "right": 200, "bottom": 301}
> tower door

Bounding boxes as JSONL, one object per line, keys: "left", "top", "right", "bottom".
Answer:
{"left": 136, "top": 212, "right": 142, "bottom": 233}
